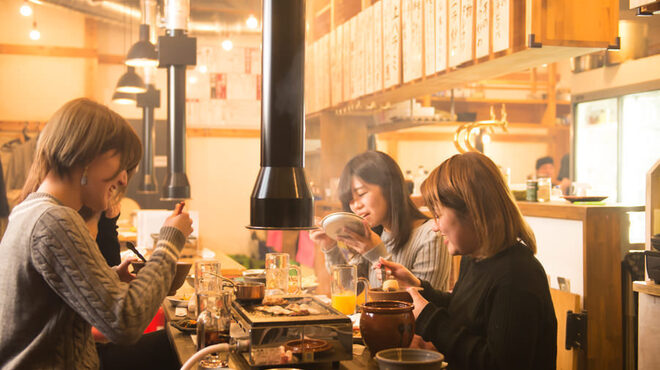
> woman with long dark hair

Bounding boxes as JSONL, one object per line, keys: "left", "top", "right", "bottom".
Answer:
{"left": 310, "top": 151, "right": 450, "bottom": 289}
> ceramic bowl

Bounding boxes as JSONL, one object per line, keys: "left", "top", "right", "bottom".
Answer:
{"left": 321, "top": 212, "right": 367, "bottom": 240}
{"left": 375, "top": 348, "right": 445, "bottom": 370}
{"left": 131, "top": 261, "right": 192, "bottom": 296}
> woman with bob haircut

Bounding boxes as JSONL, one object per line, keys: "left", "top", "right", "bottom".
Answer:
{"left": 379, "top": 152, "right": 557, "bottom": 370}
{"left": 311, "top": 151, "right": 450, "bottom": 289}
{"left": 0, "top": 98, "right": 193, "bottom": 369}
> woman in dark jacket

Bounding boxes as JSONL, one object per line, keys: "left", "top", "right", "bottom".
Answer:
{"left": 379, "top": 152, "right": 557, "bottom": 370}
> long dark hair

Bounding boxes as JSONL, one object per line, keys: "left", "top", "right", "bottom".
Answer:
{"left": 338, "top": 151, "right": 427, "bottom": 253}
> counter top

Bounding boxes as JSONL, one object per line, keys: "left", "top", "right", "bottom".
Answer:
{"left": 633, "top": 280, "right": 660, "bottom": 297}
{"left": 162, "top": 300, "right": 378, "bottom": 369}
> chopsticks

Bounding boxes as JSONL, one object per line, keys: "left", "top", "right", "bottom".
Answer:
{"left": 125, "top": 241, "right": 147, "bottom": 263}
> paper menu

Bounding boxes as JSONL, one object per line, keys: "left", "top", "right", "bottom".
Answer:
{"left": 424, "top": 0, "right": 435, "bottom": 77}
{"left": 460, "top": 0, "right": 474, "bottom": 64}
{"left": 403, "top": 0, "right": 424, "bottom": 83}
{"left": 493, "top": 0, "right": 510, "bottom": 52}
{"left": 364, "top": 5, "right": 375, "bottom": 95}
{"left": 448, "top": 0, "right": 461, "bottom": 67}
{"left": 476, "top": 0, "right": 490, "bottom": 58}
{"left": 435, "top": 0, "right": 447, "bottom": 72}
{"left": 343, "top": 20, "right": 351, "bottom": 102}
{"left": 373, "top": 0, "right": 383, "bottom": 93}
{"left": 356, "top": 11, "right": 365, "bottom": 98}
{"left": 383, "top": 0, "right": 401, "bottom": 89}
{"left": 331, "top": 25, "right": 343, "bottom": 105}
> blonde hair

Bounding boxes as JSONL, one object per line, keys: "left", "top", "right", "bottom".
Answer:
{"left": 421, "top": 152, "right": 536, "bottom": 258}
{"left": 20, "top": 98, "right": 142, "bottom": 202}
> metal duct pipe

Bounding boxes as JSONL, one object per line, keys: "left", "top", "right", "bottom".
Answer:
{"left": 158, "top": 0, "right": 195, "bottom": 200}
{"left": 248, "top": 0, "right": 314, "bottom": 229}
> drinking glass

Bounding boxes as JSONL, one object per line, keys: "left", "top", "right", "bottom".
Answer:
{"left": 265, "top": 253, "right": 301, "bottom": 296}
{"left": 197, "top": 290, "right": 232, "bottom": 368}
{"left": 195, "top": 259, "right": 221, "bottom": 293}
{"left": 331, "top": 264, "right": 369, "bottom": 315}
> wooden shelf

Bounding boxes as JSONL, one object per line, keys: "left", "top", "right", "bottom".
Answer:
{"left": 429, "top": 96, "right": 571, "bottom": 106}
{"left": 633, "top": 280, "right": 660, "bottom": 297}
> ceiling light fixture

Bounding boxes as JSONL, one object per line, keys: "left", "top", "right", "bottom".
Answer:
{"left": 222, "top": 39, "right": 233, "bottom": 51}
{"left": 126, "top": 24, "right": 158, "bottom": 67}
{"left": 111, "top": 91, "right": 136, "bottom": 104}
{"left": 246, "top": 15, "right": 258, "bottom": 29}
{"left": 20, "top": 1, "right": 33, "bottom": 17}
{"left": 29, "top": 21, "right": 40, "bottom": 40}
{"left": 115, "top": 66, "right": 147, "bottom": 93}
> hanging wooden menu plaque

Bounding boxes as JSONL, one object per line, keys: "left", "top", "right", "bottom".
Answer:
{"left": 435, "top": 0, "right": 447, "bottom": 72}
{"left": 331, "top": 26, "right": 343, "bottom": 105}
{"left": 493, "top": 0, "right": 509, "bottom": 52}
{"left": 459, "top": 0, "right": 474, "bottom": 64}
{"left": 374, "top": 0, "right": 383, "bottom": 93}
{"left": 424, "top": 0, "right": 435, "bottom": 76}
{"left": 402, "top": 0, "right": 411, "bottom": 82}
{"left": 476, "top": 0, "right": 489, "bottom": 58}
{"left": 365, "top": 5, "right": 374, "bottom": 95}
{"left": 350, "top": 16, "right": 359, "bottom": 99}
{"left": 404, "top": 0, "right": 424, "bottom": 83}
{"left": 448, "top": 0, "right": 461, "bottom": 67}
{"left": 383, "top": 0, "right": 401, "bottom": 89}
{"left": 342, "top": 21, "right": 351, "bottom": 102}
{"left": 319, "top": 34, "right": 330, "bottom": 109}
{"left": 356, "top": 11, "right": 366, "bottom": 98}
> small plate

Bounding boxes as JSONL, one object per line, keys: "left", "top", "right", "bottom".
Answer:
{"left": 321, "top": 212, "right": 367, "bottom": 240}
{"left": 561, "top": 195, "right": 608, "bottom": 203}
{"left": 170, "top": 319, "right": 197, "bottom": 333}
{"left": 166, "top": 296, "right": 190, "bottom": 308}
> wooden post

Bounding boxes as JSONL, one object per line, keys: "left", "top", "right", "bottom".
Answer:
{"left": 83, "top": 18, "right": 98, "bottom": 101}
{"left": 541, "top": 62, "right": 557, "bottom": 127}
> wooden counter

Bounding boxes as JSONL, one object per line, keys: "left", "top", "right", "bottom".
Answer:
{"left": 633, "top": 281, "right": 660, "bottom": 370}
{"left": 162, "top": 300, "right": 379, "bottom": 369}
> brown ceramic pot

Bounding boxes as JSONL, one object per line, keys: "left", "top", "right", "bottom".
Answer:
{"left": 359, "top": 300, "right": 415, "bottom": 356}
{"left": 368, "top": 288, "right": 413, "bottom": 303}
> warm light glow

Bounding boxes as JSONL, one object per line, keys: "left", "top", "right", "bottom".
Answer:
{"left": 482, "top": 133, "right": 491, "bottom": 144}
{"left": 20, "top": 3, "right": 32, "bottom": 17}
{"left": 188, "top": 75, "right": 198, "bottom": 84}
{"left": 125, "top": 58, "right": 159, "bottom": 67}
{"left": 113, "top": 97, "right": 135, "bottom": 105}
{"left": 116, "top": 86, "right": 146, "bottom": 94}
{"left": 246, "top": 15, "right": 258, "bottom": 29}
{"left": 222, "top": 39, "right": 233, "bottom": 51}
{"left": 197, "top": 65, "right": 208, "bottom": 74}
{"left": 29, "top": 28, "right": 40, "bottom": 41}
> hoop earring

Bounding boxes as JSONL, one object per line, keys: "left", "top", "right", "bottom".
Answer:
{"left": 80, "top": 168, "right": 88, "bottom": 186}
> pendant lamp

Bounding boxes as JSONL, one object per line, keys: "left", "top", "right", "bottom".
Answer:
{"left": 116, "top": 66, "right": 147, "bottom": 94}
{"left": 126, "top": 24, "right": 158, "bottom": 67}
{"left": 111, "top": 91, "right": 136, "bottom": 104}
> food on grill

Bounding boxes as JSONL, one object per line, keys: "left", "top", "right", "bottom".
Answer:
{"left": 261, "top": 296, "right": 288, "bottom": 306}
{"left": 254, "top": 302, "right": 321, "bottom": 316}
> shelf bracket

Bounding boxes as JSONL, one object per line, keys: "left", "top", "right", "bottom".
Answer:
{"left": 607, "top": 37, "right": 621, "bottom": 51}
{"left": 528, "top": 34, "right": 543, "bottom": 48}
{"left": 565, "top": 310, "right": 587, "bottom": 352}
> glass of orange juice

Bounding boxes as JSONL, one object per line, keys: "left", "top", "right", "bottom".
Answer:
{"left": 331, "top": 264, "right": 369, "bottom": 315}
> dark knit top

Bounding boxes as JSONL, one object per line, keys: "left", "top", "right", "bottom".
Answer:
{"left": 416, "top": 242, "right": 557, "bottom": 370}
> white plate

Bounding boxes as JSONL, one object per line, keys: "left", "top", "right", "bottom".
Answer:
{"left": 321, "top": 212, "right": 367, "bottom": 240}
{"left": 166, "top": 296, "right": 190, "bottom": 308}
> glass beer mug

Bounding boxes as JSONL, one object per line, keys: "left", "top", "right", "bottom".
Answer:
{"left": 265, "top": 253, "right": 301, "bottom": 296}
{"left": 331, "top": 264, "right": 369, "bottom": 315}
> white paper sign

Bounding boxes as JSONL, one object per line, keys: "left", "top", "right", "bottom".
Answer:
{"left": 493, "top": 0, "right": 510, "bottom": 52}
{"left": 424, "top": 0, "right": 435, "bottom": 76}
{"left": 383, "top": 0, "right": 401, "bottom": 88}
{"left": 435, "top": 0, "right": 447, "bottom": 72}
{"left": 476, "top": 0, "right": 489, "bottom": 58}
{"left": 374, "top": 0, "right": 383, "bottom": 92}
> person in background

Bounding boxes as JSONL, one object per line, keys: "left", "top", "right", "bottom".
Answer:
{"left": 557, "top": 153, "right": 572, "bottom": 195}
{"left": 535, "top": 156, "right": 556, "bottom": 181}
{"left": 378, "top": 152, "right": 557, "bottom": 370}
{"left": 310, "top": 151, "right": 451, "bottom": 290}
{"left": 0, "top": 98, "right": 193, "bottom": 369}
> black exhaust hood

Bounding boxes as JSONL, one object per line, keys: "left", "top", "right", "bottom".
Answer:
{"left": 248, "top": 0, "right": 314, "bottom": 230}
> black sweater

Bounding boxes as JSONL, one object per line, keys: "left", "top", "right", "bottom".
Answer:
{"left": 416, "top": 242, "right": 557, "bottom": 370}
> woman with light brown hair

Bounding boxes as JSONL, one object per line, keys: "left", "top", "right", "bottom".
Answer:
{"left": 0, "top": 98, "right": 192, "bottom": 369}
{"left": 379, "top": 152, "right": 557, "bottom": 370}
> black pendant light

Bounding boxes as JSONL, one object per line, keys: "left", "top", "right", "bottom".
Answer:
{"left": 248, "top": 0, "right": 314, "bottom": 230}
{"left": 111, "top": 91, "right": 136, "bottom": 105}
{"left": 116, "top": 66, "right": 147, "bottom": 94}
{"left": 126, "top": 24, "right": 158, "bottom": 67}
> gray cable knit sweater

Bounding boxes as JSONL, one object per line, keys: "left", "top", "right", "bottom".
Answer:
{"left": 0, "top": 193, "right": 185, "bottom": 369}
